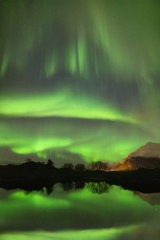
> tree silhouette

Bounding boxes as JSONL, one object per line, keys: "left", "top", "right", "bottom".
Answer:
{"left": 47, "top": 159, "right": 54, "bottom": 167}
{"left": 89, "top": 161, "right": 109, "bottom": 171}
{"left": 61, "top": 163, "right": 74, "bottom": 170}
{"left": 46, "top": 185, "right": 54, "bottom": 195}
{"left": 75, "top": 163, "right": 85, "bottom": 171}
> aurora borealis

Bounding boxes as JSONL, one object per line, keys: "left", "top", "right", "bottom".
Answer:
{"left": 1, "top": 1, "right": 160, "bottom": 238}
{"left": 0, "top": 0, "right": 160, "bottom": 164}
{"left": 0, "top": 185, "right": 160, "bottom": 239}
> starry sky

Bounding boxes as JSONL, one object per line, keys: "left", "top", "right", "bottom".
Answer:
{"left": 0, "top": 0, "right": 160, "bottom": 164}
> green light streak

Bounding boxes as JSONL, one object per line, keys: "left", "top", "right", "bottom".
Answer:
{"left": 11, "top": 137, "right": 72, "bottom": 155}
{"left": 77, "top": 33, "right": 88, "bottom": 78}
{"left": 89, "top": 0, "right": 160, "bottom": 82}
{"left": 44, "top": 51, "right": 57, "bottom": 77}
{"left": 0, "top": 52, "right": 9, "bottom": 77}
{"left": 67, "top": 45, "right": 77, "bottom": 74}
{"left": 66, "top": 33, "right": 89, "bottom": 78}
{"left": 0, "top": 226, "right": 139, "bottom": 240}
{"left": 0, "top": 89, "right": 137, "bottom": 124}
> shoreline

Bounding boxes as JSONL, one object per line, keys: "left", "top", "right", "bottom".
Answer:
{"left": 0, "top": 162, "right": 160, "bottom": 193}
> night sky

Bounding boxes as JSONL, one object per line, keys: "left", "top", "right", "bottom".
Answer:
{"left": 0, "top": 0, "right": 160, "bottom": 164}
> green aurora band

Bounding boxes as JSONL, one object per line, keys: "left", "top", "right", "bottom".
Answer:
{"left": 0, "top": 90, "right": 138, "bottom": 122}
{"left": 0, "top": 227, "right": 140, "bottom": 240}
{"left": 0, "top": 0, "right": 160, "bottom": 163}
{"left": 0, "top": 117, "right": 152, "bottom": 162}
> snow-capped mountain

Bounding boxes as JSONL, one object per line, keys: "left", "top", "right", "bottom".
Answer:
{"left": 111, "top": 142, "right": 160, "bottom": 171}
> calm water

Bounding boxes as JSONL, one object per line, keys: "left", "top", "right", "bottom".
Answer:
{"left": 0, "top": 184, "right": 160, "bottom": 240}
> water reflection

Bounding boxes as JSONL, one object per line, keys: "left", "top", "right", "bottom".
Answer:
{"left": 2, "top": 181, "right": 110, "bottom": 195}
{"left": 60, "top": 182, "right": 109, "bottom": 195}
{"left": 0, "top": 185, "right": 160, "bottom": 239}
{"left": 60, "top": 182, "right": 85, "bottom": 192}
{"left": 87, "top": 182, "right": 110, "bottom": 194}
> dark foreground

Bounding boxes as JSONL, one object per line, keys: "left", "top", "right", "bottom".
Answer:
{"left": 0, "top": 162, "right": 160, "bottom": 193}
